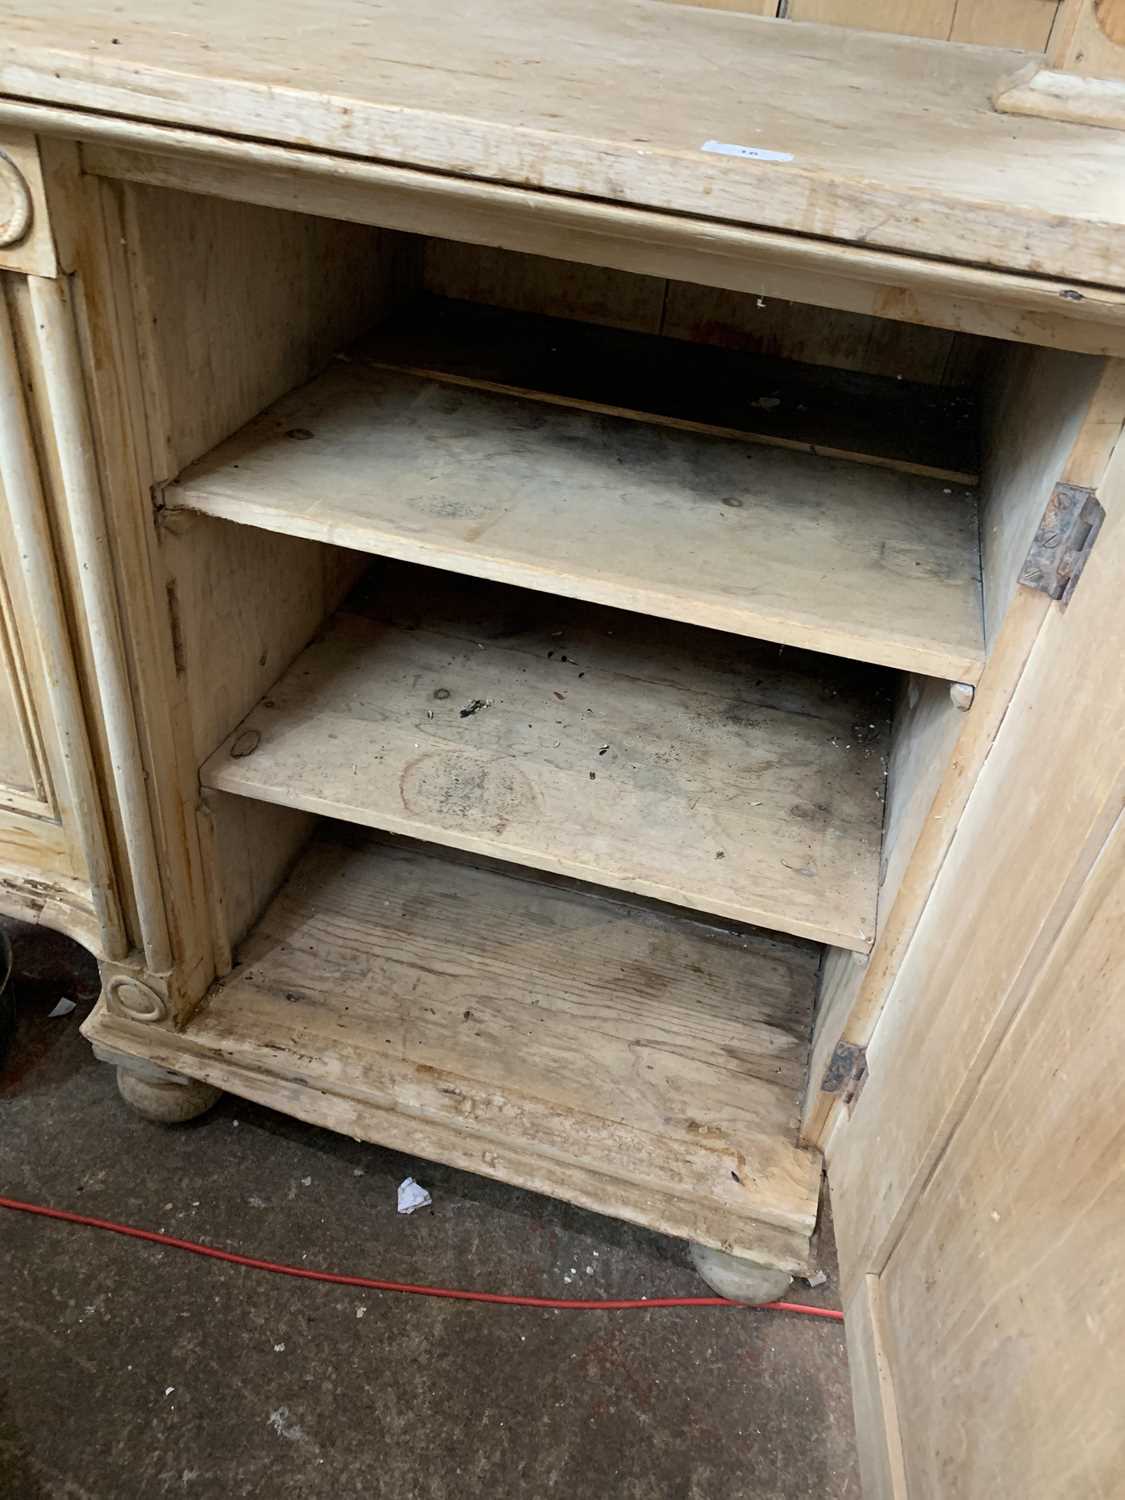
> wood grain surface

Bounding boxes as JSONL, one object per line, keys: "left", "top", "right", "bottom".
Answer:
{"left": 96, "top": 828, "right": 825, "bottom": 1267}
{"left": 2, "top": 0, "right": 1122, "bottom": 283}
{"left": 170, "top": 333, "right": 985, "bottom": 682}
{"left": 203, "top": 565, "right": 892, "bottom": 950}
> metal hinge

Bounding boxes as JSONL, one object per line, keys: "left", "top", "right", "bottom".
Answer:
{"left": 1018, "top": 482, "right": 1104, "bottom": 606}
{"left": 821, "top": 1041, "right": 868, "bottom": 1109}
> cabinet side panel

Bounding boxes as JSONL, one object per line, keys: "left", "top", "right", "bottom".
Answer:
{"left": 806, "top": 677, "right": 968, "bottom": 1128}
{"left": 116, "top": 188, "right": 418, "bottom": 964}
{"left": 803, "top": 352, "right": 1123, "bottom": 1146}
{"left": 808, "top": 945, "right": 865, "bottom": 1102}
{"left": 878, "top": 675, "right": 963, "bottom": 917}
{"left": 122, "top": 181, "right": 419, "bottom": 478}
{"left": 161, "top": 513, "right": 365, "bottom": 768}
{"left": 978, "top": 344, "right": 1102, "bottom": 646}
{"left": 829, "top": 427, "right": 1125, "bottom": 1294}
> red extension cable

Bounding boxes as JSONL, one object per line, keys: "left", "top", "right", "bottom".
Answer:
{"left": 0, "top": 1195, "right": 843, "bottom": 1318}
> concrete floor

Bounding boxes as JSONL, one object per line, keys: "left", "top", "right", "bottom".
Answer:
{"left": 0, "top": 918, "right": 860, "bottom": 1500}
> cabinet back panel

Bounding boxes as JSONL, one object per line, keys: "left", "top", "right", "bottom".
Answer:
{"left": 421, "top": 239, "right": 993, "bottom": 389}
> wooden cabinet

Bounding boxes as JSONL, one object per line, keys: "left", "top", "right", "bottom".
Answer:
{"left": 0, "top": 4, "right": 1121, "bottom": 1492}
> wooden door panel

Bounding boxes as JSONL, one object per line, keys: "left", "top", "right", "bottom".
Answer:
{"left": 0, "top": 550, "right": 54, "bottom": 813}
{"left": 0, "top": 273, "right": 125, "bottom": 955}
{"left": 880, "top": 816, "right": 1125, "bottom": 1496}
{"left": 0, "top": 470, "right": 63, "bottom": 829}
{"left": 0, "top": 625, "right": 39, "bottom": 797}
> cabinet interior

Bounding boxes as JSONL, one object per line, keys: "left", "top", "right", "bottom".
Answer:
{"left": 117, "top": 180, "right": 1103, "bottom": 1266}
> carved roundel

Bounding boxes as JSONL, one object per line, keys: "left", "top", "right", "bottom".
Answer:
{"left": 0, "top": 151, "right": 32, "bottom": 249}
{"left": 106, "top": 973, "right": 169, "bottom": 1025}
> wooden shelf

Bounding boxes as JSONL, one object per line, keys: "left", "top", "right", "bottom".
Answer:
{"left": 168, "top": 311, "right": 985, "bottom": 683}
{"left": 201, "top": 565, "right": 890, "bottom": 951}
{"left": 94, "top": 829, "right": 825, "bottom": 1269}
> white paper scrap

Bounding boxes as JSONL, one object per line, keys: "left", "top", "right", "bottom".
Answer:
{"left": 48, "top": 997, "right": 76, "bottom": 1018}
{"left": 701, "top": 140, "right": 793, "bottom": 163}
{"left": 397, "top": 1177, "right": 432, "bottom": 1215}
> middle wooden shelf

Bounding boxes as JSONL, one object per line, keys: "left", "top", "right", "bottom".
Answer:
{"left": 201, "top": 563, "right": 891, "bottom": 952}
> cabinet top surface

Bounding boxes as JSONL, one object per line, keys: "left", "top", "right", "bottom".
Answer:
{"left": 2, "top": 0, "right": 1124, "bottom": 286}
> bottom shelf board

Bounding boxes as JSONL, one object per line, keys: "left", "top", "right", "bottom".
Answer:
{"left": 90, "top": 832, "right": 824, "bottom": 1271}
{"left": 202, "top": 564, "right": 890, "bottom": 951}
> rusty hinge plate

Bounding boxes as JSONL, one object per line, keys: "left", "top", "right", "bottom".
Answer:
{"left": 1018, "top": 482, "right": 1104, "bottom": 606}
{"left": 820, "top": 1041, "right": 868, "bottom": 1108}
